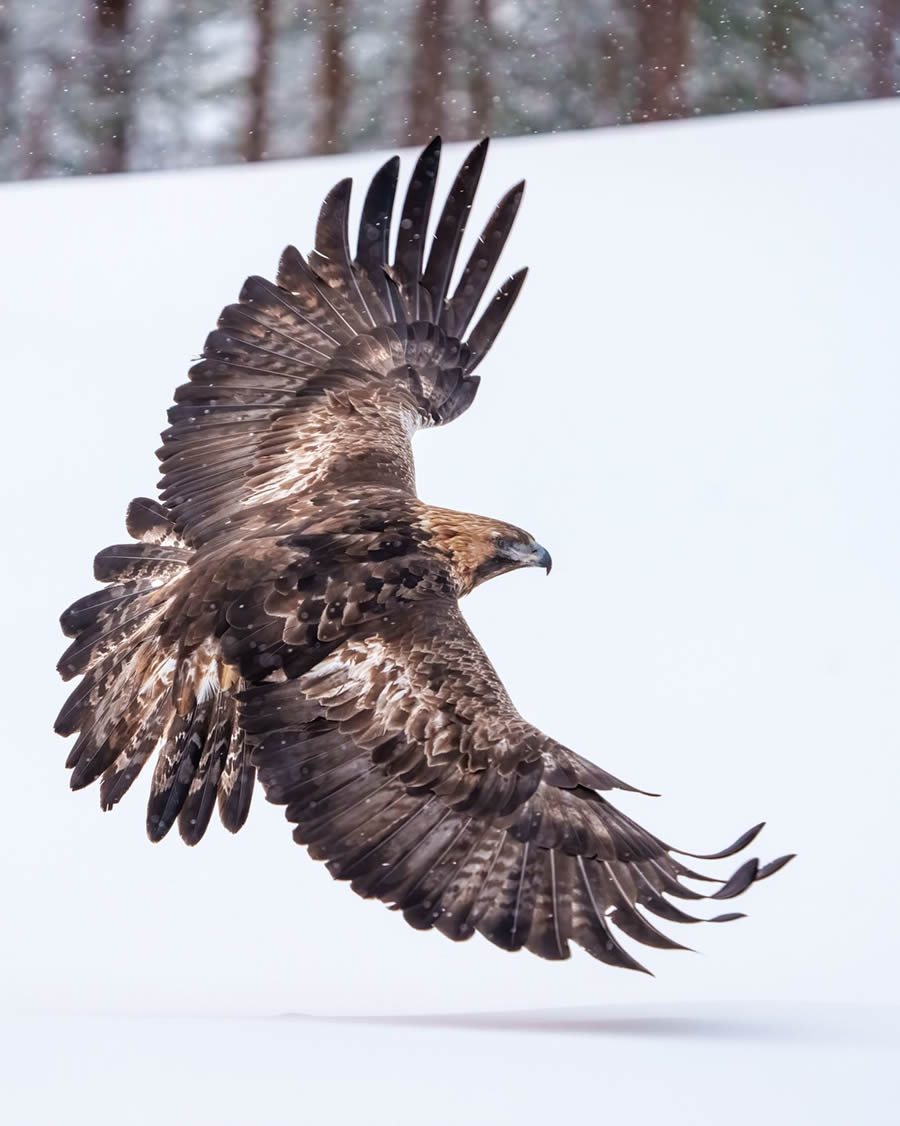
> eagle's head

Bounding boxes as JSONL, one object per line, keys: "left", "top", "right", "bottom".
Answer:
{"left": 421, "top": 506, "right": 552, "bottom": 596}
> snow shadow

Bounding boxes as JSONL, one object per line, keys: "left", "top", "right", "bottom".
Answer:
{"left": 279, "top": 1003, "right": 895, "bottom": 1044}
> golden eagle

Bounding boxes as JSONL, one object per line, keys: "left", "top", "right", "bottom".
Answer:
{"left": 55, "top": 139, "right": 792, "bottom": 970}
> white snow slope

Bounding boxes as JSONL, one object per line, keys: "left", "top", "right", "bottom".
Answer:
{"left": 2, "top": 100, "right": 899, "bottom": 1124}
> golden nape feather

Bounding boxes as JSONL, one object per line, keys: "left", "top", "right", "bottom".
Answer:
{"left": 55, "top": 138, "right": 793, "bottom": 972}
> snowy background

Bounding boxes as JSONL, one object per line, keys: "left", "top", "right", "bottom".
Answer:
{"left": 2, "top": 100, "right": 899, "bottom": 1122}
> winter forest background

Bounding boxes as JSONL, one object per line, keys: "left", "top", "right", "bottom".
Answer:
{"left": 2, "top": 1, "right": 898, "bottom": 180}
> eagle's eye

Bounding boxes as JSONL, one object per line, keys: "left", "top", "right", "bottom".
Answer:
{"left": 494, "top": 535, "right": 523, "bottom": 558}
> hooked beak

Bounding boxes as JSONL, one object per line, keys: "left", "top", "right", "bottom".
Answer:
{"left": 497, "top": 537, "right": 553, "bottom": 578}
{"left": 526, "top": 542, "right": 552, "bottom": 574}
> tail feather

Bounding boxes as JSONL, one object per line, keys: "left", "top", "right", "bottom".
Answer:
{"left": 178, "top": 691, "right": 234, "bottom": 846}
{"left": 217, "top": 722, "right": 255, "bottom": 833}
{"left": 57, "top": 598, "right": 161, "bottom": 681}
{"left": 56, "top": 498, "right": 251, "bottom": 843}
{"left": 55, "top": 652, "right": 122, "bottom": 737}
{"left": 101, "top": 735, "right": 157, "bottom": 811}
{"left": 60, "top": 579, "right": 156, "bottom": 639}
{"left": 125, "top": 496, "right": 178, "bottom": 544}
{"left": 93, "top": 542, "right": 190, "bottom": 584}
{"left": 68, "top": 722, "right": 126, "bottom": 789}
{"left": 146, "top": 703, "right": 203, "bottom": 842}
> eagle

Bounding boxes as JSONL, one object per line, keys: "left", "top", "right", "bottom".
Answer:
{"left": 55, "top": 138, "right": 792, "bottom": 971}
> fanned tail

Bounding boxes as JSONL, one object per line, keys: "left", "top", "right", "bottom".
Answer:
{"left": 55, "top": 497, "right": 253, "bottom": 843}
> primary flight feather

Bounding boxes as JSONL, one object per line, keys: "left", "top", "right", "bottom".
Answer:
{"left": 55, "top": 138, "right": 792, "bottom": 970}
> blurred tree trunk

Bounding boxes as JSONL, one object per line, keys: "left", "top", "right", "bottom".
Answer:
{"left": 468, "top": 0, "right": 492, "bottom": 135}
{"left": 0, "top": 13, "right": 13, "bottom": 148}
{"left": 633, "top": 0, "right": 692, "bottom": 122}
{"left": 410, "top": 0, "right": 448, "bottom": 143}
{"left": 870, "top": 0, "right": 900, "bottom": 98}
{"left": 91, "top": 0, "right": 132, "bottom": 173}
{"left": 315, "top": 0, "right": 348, "bottom": 152}
{"left": 246, "top": 0, "right": 274, "bottom": 162}
{"left": 763, "top": 1, "right": 807, "bottom": 108}
{"left": 22, "top": 56, "right": 71, "bottom": 179}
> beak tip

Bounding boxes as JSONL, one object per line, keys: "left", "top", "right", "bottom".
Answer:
{"left": 533, "top": 544, "right": 552, "bottom": 575}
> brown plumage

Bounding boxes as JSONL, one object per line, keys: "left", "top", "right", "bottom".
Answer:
{"left": 55, "top": 138, "right": 793, "bottom": 971}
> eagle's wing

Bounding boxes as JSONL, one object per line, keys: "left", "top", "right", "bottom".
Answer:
{"left": 55, "top": 140, "right": 526, "bottom": 843}
{"left": 242, "top": 602, "right": 793, "bottom": 967}
{"left": 160, "top": 138, "right": 526, "bottom": 548}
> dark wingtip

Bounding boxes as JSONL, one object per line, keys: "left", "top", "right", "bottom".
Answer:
{"left": 394, "top": 138, "right": 443, "bottom": 304}
{"left": 421, "top": 137, "right": 492, "bottom": 313}
{"left": 672, "top": 821, "right": 766, "bottom": 861}
{"left": 756, "top": 853, "right": 796, "bottom": 880}
{"left": 612, "top": 779, "right": 661, "bottom": 798}
{"left": 322, "top": 176, "right": 353, "bottom": 208}
{"left": 442, "top": 178, "right": 527, "bottom": 338}
{"left": 361, "top": 156, "right": 400, "bottom": 208}
{"left": 465, "top": 266, "right": 529, "bottom": 374}
{"left": 381, "top": 156, "right": 401, "bottom": 190}
{"left": 355, "top": 155, "right": 402, "bottom": 313}
{"left": 313, "top": 178, "right": 353, "bottom": 258}
{"left": 466, "top": 137, "right": 490, "bottom": 179}
{"left": 710, "top": 858, "right": 759, "bottom": 900}
{"left": 415, "top": 135, "right": 442, "bottom": 173}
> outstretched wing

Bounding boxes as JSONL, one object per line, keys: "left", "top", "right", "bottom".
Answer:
{"left": 243, "top": 604, "right": 793, "bottom": 968}
{"left": 159, "top": 138, "right": 527, "bottom": 548}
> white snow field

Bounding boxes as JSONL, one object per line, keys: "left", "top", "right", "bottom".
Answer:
{"left": 2, "top": 99, "right": 900, "bottom": 1124}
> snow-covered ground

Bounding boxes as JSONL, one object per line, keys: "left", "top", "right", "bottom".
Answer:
{"left": 2, "top": 100, "right": 899, "bottom": 1123}
{"left": 6, "top": 1004, "right": 899, "bottom": 1125}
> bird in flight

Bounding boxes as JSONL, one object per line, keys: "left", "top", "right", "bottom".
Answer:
{"left": 55, "top": 138, "right": 792, "bottom": 971}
